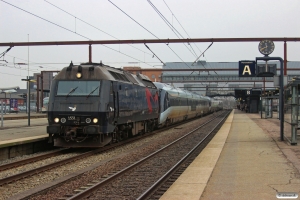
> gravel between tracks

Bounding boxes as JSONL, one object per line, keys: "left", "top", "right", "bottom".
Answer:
{"left": 1, "top": 112, "right": 220, "bottom": 200}
{"left": 0, "top": 152, "right": 82, "bottom": 179}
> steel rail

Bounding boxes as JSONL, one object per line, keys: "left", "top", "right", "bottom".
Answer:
{"left": 0, "top": 148, "right": 69, "bottom": 172}
{"left": 0, "top": 148, "right": 106, "bottom": 186}
{"left": 137, "top": 110, "right": 230, "bottom": 199}
{"left": 0, "top": 114, "right": 203, "bottom": 189}
{"left": 67, "top": 111, "right": 228, "bottom": 200}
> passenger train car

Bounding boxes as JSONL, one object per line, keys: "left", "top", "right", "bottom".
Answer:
{"left": 153, "top": 82, "right": 211, "bottom": 127}
{"left": 211, "top": 99, "right": 224, "bottom": 112}
{"left": 47, "top": 62, "right": 222, "bottom": 148}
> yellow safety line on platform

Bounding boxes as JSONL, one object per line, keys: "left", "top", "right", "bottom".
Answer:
{"left": 160, "top": 110, "right": 234, "bottom": 200}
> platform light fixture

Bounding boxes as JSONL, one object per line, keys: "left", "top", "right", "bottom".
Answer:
{"left": 21, "top": 77, "right": 35, "bottom": 126}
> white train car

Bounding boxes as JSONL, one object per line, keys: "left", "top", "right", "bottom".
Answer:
{"left": 153, "top": 82, "right": 211, "bottom": 127}
{"left": 211, "top": 99, "right": 223, "bottom": 112}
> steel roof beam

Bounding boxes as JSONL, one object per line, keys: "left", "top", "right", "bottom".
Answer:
{"left": 1, "top": 37, "right": 300, "bottom": 47}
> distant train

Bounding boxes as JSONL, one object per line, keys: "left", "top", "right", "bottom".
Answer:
{"left": 46, "top": 62, "right": 222, "bottom": 148}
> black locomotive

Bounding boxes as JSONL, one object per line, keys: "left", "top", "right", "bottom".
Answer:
{"left": 47, "top": 62, "right": 222, "bottom": 148}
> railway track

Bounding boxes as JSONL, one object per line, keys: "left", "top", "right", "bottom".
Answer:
{"left": 0, "top": 148, "right": 71, "bottom": 172}
{"left": 0, "top": 110, "right": 229, "bottom": 200}
{"left": 139, "top": 111, "right": 229, "bottom": 199}
{"left": 0, "top": 114, "right": 205, "bottom": 184}
{"left": 62, "top": 111, "right": 229, "bottom": 200}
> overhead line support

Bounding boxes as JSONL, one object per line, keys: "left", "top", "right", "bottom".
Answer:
{"left": 1, "top": 37, "right": 300, "bottom": 47}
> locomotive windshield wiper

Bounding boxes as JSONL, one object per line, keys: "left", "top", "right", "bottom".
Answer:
{"left": 86, "top": 86, "right": 99, "bottom": 99}
{"left": 66, "top": 86, "right": 78, "bottom": 98}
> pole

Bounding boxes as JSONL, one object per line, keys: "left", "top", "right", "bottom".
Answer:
{"left": 37, "top": 75, "right": 40, "bottom": 113}
{"left": 1, "top": 99, "right": 3, "bottom": 127}
{"left": 284, "top": 41, "right": 287, "bottom": 75}
{"left": 28, "top": 79, "right": 30, "bottom": 126}
{"left": 256, "top": 57, "right": 284, "bottom": 141}
{"left": 28, "top": 34, "right": 29, "bottom": 77}
{"left": 9, "top": 93, "right": 11, "bottom": 113}
{"left": 4, "top": 93, "right": 6, "bottom": 114}
{"left": 89, "top": 44, "right": 92, "bottom": 63}
{"left": 27, "top": 34, "right": 30, "bottom": 126}
{"left": 41, "top": 72, "right": 44, "bottom": 108}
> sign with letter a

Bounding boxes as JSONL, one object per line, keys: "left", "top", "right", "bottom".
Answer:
{"left": 238, "top": 61, "right": 256, "bottom": 77}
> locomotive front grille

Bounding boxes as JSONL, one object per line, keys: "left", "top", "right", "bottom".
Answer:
{"left": 76, "top": 128, "right": 84, "bottom": 135}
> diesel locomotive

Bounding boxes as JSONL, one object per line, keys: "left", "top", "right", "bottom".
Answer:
{"left": 46, "top": 62, "right": 222, "bottom": 148}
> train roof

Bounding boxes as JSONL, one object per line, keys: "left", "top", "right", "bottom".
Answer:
{"left": 153, "top": 82, "right": 211, "bottom": 101}
{"left": 56, "top": 62, "right": 157, "bottom": 89}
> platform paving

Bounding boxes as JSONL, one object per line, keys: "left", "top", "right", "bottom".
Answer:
{"left": 0, "top": 117, "right": 48, "bottom": 148}
{"left": 161, "top": 109, "right": 300, "bottom": 200}
{"left": 0, "top": 112, "right": 46, "bottom": 120}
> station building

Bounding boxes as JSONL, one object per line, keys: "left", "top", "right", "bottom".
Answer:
{"left": 124, "top": 61, "right": 300, "bottom": 112}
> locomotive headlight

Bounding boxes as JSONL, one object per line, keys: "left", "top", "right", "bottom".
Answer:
{"left": 54, "top": 118, "right": 59, "bottom": 123}
{"left": 93, "top": 118, "right": 98, "bottom": 123}
{"left": 61, "top": 118, "right": 66, "bottom": 123}
{"left": 76, "top": 72, "right": 82, "bottom": 79}
{"left": 86, "top": 118, "right": 91, "bottom": 123}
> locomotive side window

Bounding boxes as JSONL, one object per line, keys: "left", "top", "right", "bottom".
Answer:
{"left": 56, "top": 81, "right": 100, "bottom": 96}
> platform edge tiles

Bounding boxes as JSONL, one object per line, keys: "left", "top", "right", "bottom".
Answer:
{"left": 0, "top": 134, "right": 50, "bottom": 161}
{"left": 160, "top": 110, "right": 234, "bottom": 200}
{"left": 0, "top": 135, "right": 48, "bottom": 148}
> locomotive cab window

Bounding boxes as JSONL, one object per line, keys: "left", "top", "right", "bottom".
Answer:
{"left": 56, "top": 80, "right": 101, "bottom": 96}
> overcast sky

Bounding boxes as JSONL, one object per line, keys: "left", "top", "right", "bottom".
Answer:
{"left": 1, "top": 0, "right": 299, "bottom": 88}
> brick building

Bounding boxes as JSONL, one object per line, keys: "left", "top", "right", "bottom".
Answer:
{"left": 123, "top": 67, "right": 162, "bottom": 82}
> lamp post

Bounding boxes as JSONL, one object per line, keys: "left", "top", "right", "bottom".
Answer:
{"left": 22, "top": 77, "right": 32, "bottom": 126}
{"left": 4, "top": 92, "right": 6, "bottom": 114}
{"left": 1, "top": 99, "right": 3, "bottom": 127}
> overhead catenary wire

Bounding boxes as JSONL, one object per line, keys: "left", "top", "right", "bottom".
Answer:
{"left": 0, "top": 0, "right": 155, "bottom": 68}
{"left": 144, "top": 44, "right": 165, "bottom": 65}
{"left": 3, "top": 64, "right": 38, "bottom": 72}
{"left": 191, "top": 42, "right": 213, "bottom": 66}
{"left": 145, "top": 0, "right": 208, "bottom": 86}
{"left": 0, "top": 0, "right": 90, "bottom": 40}
{"left": 146, "top": 0, "right": 213, "bottom": 89}
{"left": 44, "top": 0, "right": 152, "bottom": 56}
{"left": 162, "top": 0, "right": 202, "bottom": 56}
{"left": 0, "top": 47, "right": 12, "bottom": 59}
{"left": 108, "top": 0, "right": 193, "bottom": 71}
{"left": 0, "top": 70, "right": 26, "bottom": 77}
{"left": 5, "top": 54, "right": 62, "bottom": 70}
{"left": 147, "top": 0, "right": 198, "bottom": 58}
{"left": 162, "top": 0, "right": 219, "bottom": 77}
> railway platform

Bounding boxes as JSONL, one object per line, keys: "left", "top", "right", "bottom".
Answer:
{"left": 161, "top": 109, "right": 300, "bottom": 200}
{"left": 0, "top": 113, "right": 50, "bottom": 161}
{"left": 0, "top": 112, "right": 46, "bottom": 120}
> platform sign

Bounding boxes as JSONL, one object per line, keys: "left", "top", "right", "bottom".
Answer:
{"left": 256, "top": 64, "right": 277, "bottom": 77}
{"left": 239, "top": 61, "right": 256, "bottom": 77}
